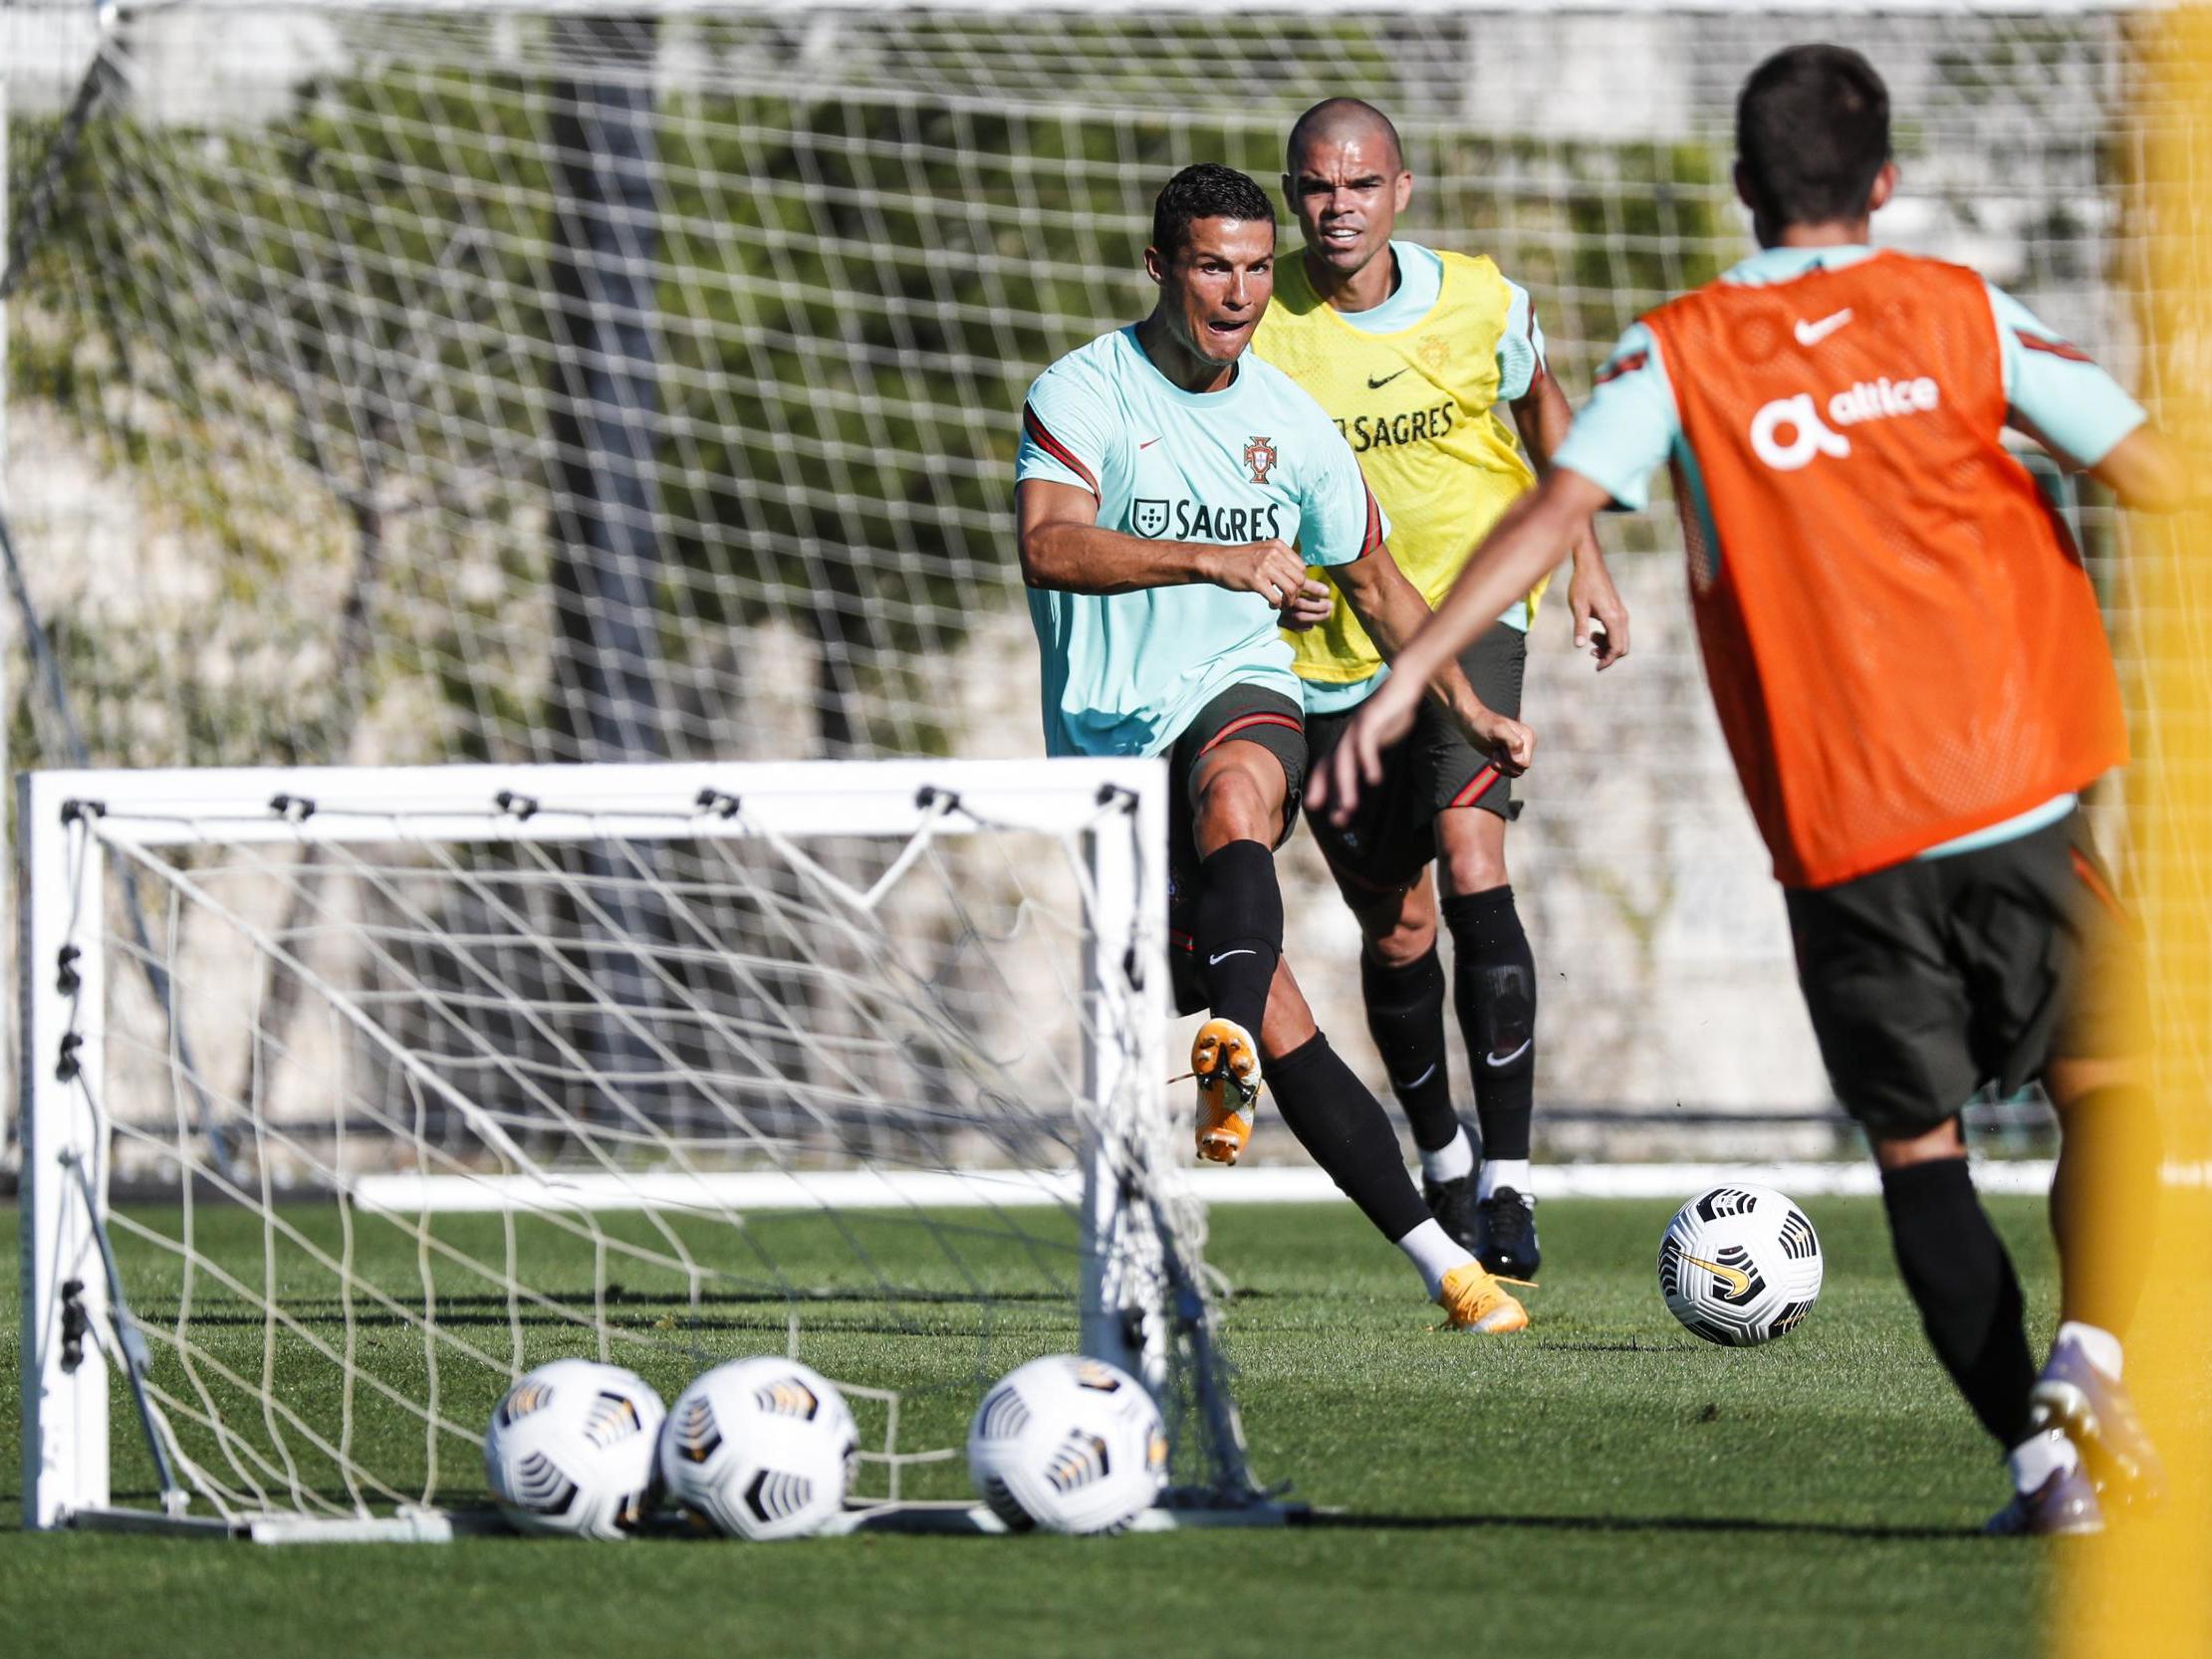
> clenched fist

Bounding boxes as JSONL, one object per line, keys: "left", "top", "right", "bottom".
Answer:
{"left": 1203, "top": 539, "right": 1312, "bottom": 612}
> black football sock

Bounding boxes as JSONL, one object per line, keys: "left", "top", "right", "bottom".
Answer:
{"left": 1882, "top": 1157, "right": 2037, "bottom": 1448}
{"left": 1442, "top": 884, "right": 1536, "bottom": 1163}
{"left": 1358, "top": 947, "right": 1459, "bottom": 1153}
{"left": 2051, "top": 1085, "right": 2160, "bottom": 1338}
{"left": 1266, "top": 1032, "right": 1432, "bottom": 1243}
{"left": 1191, "top": 839, "right": 1282, "bottom": 1038}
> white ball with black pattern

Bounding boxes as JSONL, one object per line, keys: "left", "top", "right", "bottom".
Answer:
{"left": 1658, "top": 1184, "right": 1825, "bottom": 1346}
{"left": 966, "top": 1355, "right": 1168, "bottom": 1536}
{"left": 658, "top": 1356, "right": 858, "bottom": 1540}
{"left": 483, "top": 1358, "right": 666, "bottom": 1540}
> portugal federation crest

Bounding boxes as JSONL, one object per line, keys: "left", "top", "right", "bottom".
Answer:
{"left": 1242, "top": 435, "right": 1278, "bottom": 486}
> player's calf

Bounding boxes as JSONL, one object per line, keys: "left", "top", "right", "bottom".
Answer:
{"left": 1356, "top": 944, "right": 1488, "bottom": 1252}
{"left": 1187, "top": 838, "right": 1284, "bottom": 1161}
{"left": 1190, "top": 838, "right": 1282, "bottom": 1038}
{"left": 1877, "top": 1151, "right": 2112, "bottom": 1528}
{"left": 1266, "top": 1028, "right": 1527, "bottom": 1332}
{"left": 1442, "top": 883, "right": 1543, "bottom": 1275}
{"left": 1882, "top": 1154, "right": 2038, "bottom": 1448}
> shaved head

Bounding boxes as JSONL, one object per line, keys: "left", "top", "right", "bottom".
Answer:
{"left": 1282, "top": 99, "right": 1411, "bottom": 295}
{"left": 1286, "top": 98, "right": 1405, "bottom": 176}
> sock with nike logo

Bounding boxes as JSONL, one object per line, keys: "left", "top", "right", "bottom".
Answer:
{"left": 1358, "top": 947, "right": 1460, "bottom": 1155}
{"left": 1193, "top": 839, "right": 1282, "bottom": 1038}
{"left": 1442, "top": 884, "right": 1536, "bottom": 1169}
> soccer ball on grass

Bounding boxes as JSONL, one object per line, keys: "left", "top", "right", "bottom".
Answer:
{"left": 966, "top": 1354, "right": 1167, "bottom": 1535}
{"left": 659, "top": 1356, "right": 859, "bottom": 1540}
{"left": 483, "top": 1358, "right": 666, "bottom": 1540}
{"left": 1658, "top": 1183, "right": 1824, "bottom": 1346}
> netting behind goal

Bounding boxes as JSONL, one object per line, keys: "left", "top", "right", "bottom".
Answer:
{"left": 3, "top": 0, "right": 2156, "bottom": 1128}
{"left": 20, "top": 760, "right": 1260, "bottom": 1532}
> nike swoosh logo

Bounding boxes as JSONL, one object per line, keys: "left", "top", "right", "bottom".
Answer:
{"left": 1208, "top": 948, "right": 1256, "bottom": 966}
{"left": 1484, "top": 1038, "right": 1533, "bottom": 1069}
{"left": 1682, "top": 1253, "right": 1753, "bottom": 1298}
{"left": 1394, "top": 1062, "right": 1438, "bottom": 1091}
{"left": 1366, "top": 368, "right": 1408, "bottom": 388}
{"left": 1794, "top": 309, "right": 1853, "bottom": 347}
{"left": 1138, "top": 436, "right": 1162, "bottom": 449}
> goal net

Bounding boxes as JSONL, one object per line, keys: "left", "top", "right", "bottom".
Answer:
{"left": 19, "top": 758, "right": 1266, "bottom": 1535}
{"left": 2, "top": 0, "right": 2154, "bottom": 1138}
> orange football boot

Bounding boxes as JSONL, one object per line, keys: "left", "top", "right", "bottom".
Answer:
{"left": 1435, "top": 1261, "right": 1530, "bottom": 1333}
{"left": 1191, "top": 1017, "right": 1261, "bottom": 1164}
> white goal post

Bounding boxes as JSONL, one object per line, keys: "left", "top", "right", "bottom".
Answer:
{"left": 19, "top": 757, "right": 1274, "bottom": 1538}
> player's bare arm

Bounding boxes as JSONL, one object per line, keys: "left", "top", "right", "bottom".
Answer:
{"left": 2085, "top": 425, "right": 2200, "bottom": 514}
{"left": 1999, "top": 397, "right": 2197, "bottom": 513}
{"left": 1016, "top": 478, "right": 1313, "bottom": 608}
{"left": 1511, "top": 368, "right": 1630, "bottom": 667}
{"left": 1327, "top": 544, "right": 1535, "bottom": 777}
{"left": 1312, "top": 467, "right": 1609, "bottom": 819}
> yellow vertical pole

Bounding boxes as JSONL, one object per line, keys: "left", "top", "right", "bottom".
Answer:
{"left": 2064, "top": 11, "right": 2212, "bottom": 1657}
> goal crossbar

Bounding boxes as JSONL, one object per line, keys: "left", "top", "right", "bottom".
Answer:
{"left": 26, "top": 759, "right": 1155, "bottom": 847}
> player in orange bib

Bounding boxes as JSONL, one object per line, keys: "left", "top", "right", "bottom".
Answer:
{"left": 1312, "top": 44, "right": 2194, "bottom": 1534}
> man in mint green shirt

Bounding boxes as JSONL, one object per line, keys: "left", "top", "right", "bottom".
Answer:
{"left": 1016, "top": 161, "right": 1534, "bottom": 1333}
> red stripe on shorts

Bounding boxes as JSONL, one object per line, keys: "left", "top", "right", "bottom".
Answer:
{"left": 2070, "top": 845, "right": 2129, "bottom": 923}
{"left": 1447, "top": 763, "right": 1503, "bottom": 810}
{"left": 1195, "top": 711, "right": 1303, "bottom": 757}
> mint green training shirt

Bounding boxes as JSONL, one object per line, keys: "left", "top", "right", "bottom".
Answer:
{"left": 1016, "top": 326, "right": 1389, "bottom": 759}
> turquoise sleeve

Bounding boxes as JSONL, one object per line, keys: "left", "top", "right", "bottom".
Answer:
{"left": 1985, "top": 283, "right": 2145, "bottom": 468}
{"left": 1015, "top": 365, "right": 1114, "bottom": 496}
{"left": 1551, "top": 322, "right": 1680, "bottom": 512}
{"left": 1496, "top": 279, "right": 1547, "bottom": 403}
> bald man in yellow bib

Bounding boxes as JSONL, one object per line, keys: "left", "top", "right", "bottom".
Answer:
{"left": 1254, "top": 99, "right": 1629, "bottom": 1285}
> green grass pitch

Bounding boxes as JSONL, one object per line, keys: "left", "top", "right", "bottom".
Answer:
{"left": 0, "top": 1196, "right": 2060, "bottom": 1657}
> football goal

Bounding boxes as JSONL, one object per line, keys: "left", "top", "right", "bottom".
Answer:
{"left": 18, "top": 757, "right": 1271, "bottom": 1538}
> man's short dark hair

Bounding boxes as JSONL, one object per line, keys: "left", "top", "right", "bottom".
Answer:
{"left": 1152, "top": 163, "right": 1276, "bottom": 258}
{"left": 1736, "top": 45, "right": 1891, "bottom": 230}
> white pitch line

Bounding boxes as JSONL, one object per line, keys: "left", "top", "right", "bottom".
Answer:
{"left": 347, "top": 1159, "right": 2062, "bottom": 1215}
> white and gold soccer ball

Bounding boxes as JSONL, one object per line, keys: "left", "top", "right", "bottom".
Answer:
{"left": 1659, "top": 1184, "right": 1825, "bottom": 1345}
{"left": 658, "top": 1356, "right": 858, "bottom": 1540}
{"left": 483, "top": 1358, "right": 666, "bottom": 1540}
{"left": 966, "top": 1355, "right": 1167, "bottom": 1535}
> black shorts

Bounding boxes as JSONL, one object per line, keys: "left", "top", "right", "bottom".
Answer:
{"left": 1301, "top": 620, "right": 1527, "bottom": 894}
{"left": 1165, "top": 685, "right": 1308, "bottom": 1017}
{"left": 1785, "top": 809, "right": 2136, "bottom": 1140}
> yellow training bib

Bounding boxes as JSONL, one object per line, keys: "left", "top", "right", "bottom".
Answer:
{"left": 1255, "top": 248, "right": 1544, "bottom": 686}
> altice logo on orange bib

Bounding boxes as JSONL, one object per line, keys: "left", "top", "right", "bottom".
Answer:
{"left": 1749, "top": 375, "right": 1943, "bottom": 471}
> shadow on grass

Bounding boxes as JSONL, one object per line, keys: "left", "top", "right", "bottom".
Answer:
{"left": 1293, "top": 1510, "right": 1983, "bottom": 1542}
{"left": 125, "top": 1312, "right": 1041, "bottom": 1338}
{"left": 40, "top": 1502, "right": 1987, "bottom": 1545}
{"left": 126, "top": 1285, "right": 1074, "bottom": 1330}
